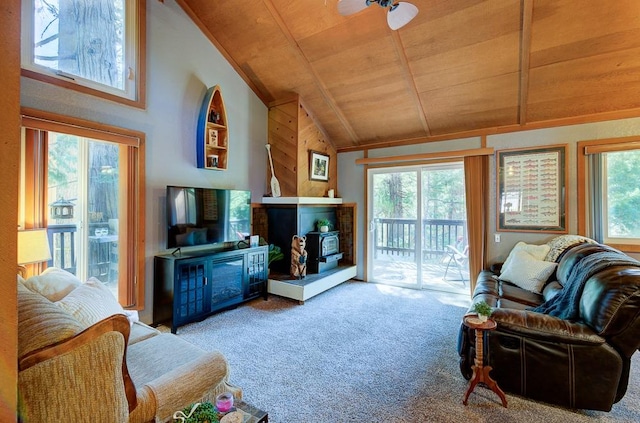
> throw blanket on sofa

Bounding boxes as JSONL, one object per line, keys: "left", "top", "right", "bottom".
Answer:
{"left": 532, "top": 250, "right": 640, "bottom": 321}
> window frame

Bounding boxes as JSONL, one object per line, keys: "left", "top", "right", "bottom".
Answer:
{"left": 577, "top": 136, "right": 640, "bottom": 253}
{"left": 20, "top": 0, "right": 147, "bottom": 109}
{"left": 20, "top": 107, "right": 146, "bottom": 309}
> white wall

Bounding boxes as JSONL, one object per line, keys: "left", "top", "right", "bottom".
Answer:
{"left": 338, "top": 118, "right": 640, "bottom": 280}
{"left": 20, "top": 0, "right": 268, "bottom": 323}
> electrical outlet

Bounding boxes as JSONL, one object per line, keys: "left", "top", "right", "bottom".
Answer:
{"left": 494, "top": 234, "right": 501, "bottom": 243}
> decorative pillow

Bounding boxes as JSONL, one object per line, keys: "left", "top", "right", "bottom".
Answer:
{"left": 499, "top": 249, "right": 557, "bottom": 294}
{"left": 545, "top": 234, "right": 597, "bottom": 262}
{"left": 23, "top": 267, "right": 82, "bottom": 302}
{"left": 501, "top": 242, "right": 551, "bottom": 275}
{"left": 56, "top": 278, "right": 126, "bottom": 328}
{"left": 18, "top": 282, "right": 84, "bottom": 359}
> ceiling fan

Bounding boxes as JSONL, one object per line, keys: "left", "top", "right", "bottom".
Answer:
{"left": 337, "top": 0, "right": 419, "bottom": 30}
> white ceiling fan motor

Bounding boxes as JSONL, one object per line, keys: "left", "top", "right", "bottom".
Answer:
{"left": 337, "top": 0, "right": 419, "bottom": 30}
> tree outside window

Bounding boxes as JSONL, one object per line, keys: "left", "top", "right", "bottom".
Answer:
{"left": 22, "top": 0, "right": 143, "bottom": 105}
{"left": 604, "top": 150, "right": 640, "bottom": 239}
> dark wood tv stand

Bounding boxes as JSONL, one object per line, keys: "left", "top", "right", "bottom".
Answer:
{"left": 153, "top": 245, "right": 268, "bottom": 333}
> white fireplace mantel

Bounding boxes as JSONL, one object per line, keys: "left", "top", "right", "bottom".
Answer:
{"left": 260, "top": 196, "right": 343, "bottom": 205}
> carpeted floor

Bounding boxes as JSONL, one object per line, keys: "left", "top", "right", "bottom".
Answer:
{"left": 175, "top": 281, "right": 640, "bottom": 423}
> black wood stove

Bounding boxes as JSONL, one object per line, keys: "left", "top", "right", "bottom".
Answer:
{"left": 306, "top": 231, "right": 342, "bottom": 273}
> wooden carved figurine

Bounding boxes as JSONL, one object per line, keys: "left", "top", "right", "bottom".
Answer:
{"left": 290, "top": 235, "right": 308, "bottom": 279}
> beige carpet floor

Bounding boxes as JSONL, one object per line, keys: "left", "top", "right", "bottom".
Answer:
{"left": 174, "top": 280, "right": 640, "bottom": 423}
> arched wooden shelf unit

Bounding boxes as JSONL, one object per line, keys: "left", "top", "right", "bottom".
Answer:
{"left": 197, "top": 85, "right": 228, "bottom": 170}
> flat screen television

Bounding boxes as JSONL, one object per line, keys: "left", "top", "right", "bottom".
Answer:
{"left": 166, "top": 186, "right": 251, "bottom": 249}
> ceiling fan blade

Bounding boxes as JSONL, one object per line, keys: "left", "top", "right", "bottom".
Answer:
{"left": 387, "top": 2, "right": 419, "bottom": 30}
{"left": 338, "top": 0, "right": 370, "bottom": 16}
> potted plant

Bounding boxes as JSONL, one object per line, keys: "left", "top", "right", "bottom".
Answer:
{"left": 471, "top": 300, "right": 493, "bottom": 322}
{"left": 257, "top": 236, "right": 284, "bottom": 275}
{"left": 317, "top": 218, "right": 331, "bottom": 233}
{"left": 174, "top": 402, "right": 220, "bottom": 423}
{"left": 268, "top": 244, "right": 284, "bottom": 267}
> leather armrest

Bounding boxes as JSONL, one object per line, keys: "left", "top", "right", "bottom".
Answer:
{"left": 491, "top": 308, "right": 605, "bottom": 346}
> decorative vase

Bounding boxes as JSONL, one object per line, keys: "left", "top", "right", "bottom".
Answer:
{"left": 215, "top": 392, "right": 234, "bottom": 413}
{"left": 320, "top": 225, "right": 329, "bottom": 233}
{"left": 478, "top": 314, "right": 488, "bottom": 323}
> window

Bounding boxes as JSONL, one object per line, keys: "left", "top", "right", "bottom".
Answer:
{"left": 21, "top": 0, "right": 145, "bottom": 107}
{"left": 20, "top": 110, "right": 146, "bottom": 308}
{"left": 578, "top": 137, "right": 640, "bottom": 251}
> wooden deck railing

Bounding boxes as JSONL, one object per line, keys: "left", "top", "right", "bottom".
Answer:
{"left": 373, "top": 218, "right": 466, "bottom": 260}
{"left": 47, "top": 222, "right": 114, "bottom": 279}
{"left": 47, "top": 224, "right": 77, "bottom": 274}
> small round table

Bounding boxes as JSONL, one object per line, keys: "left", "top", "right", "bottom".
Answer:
{"left": 462, "top": 315, "right": 508, "bottom": 408}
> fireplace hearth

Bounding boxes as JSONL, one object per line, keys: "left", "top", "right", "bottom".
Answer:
{"left": 254, "top": 199, "right": 356, "bottom": 303}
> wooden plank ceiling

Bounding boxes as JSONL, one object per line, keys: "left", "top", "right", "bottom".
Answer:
{"left": 177, "top": 0, "right": 640, "bottom": 151}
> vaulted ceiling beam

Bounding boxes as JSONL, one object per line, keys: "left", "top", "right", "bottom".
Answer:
{"left": 391, "top": 30, "right": 431, "bottom": 136}
{"left": 519, "top": 0, "right": 534, "bottom": 125}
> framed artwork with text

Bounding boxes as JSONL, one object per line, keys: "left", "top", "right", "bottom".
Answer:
{"left": 497, "top": 145, "right": 567, "bottom": 233}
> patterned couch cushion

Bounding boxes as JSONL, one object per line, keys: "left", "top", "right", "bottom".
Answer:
{"left": 545, "top": 234, "right": 597, "bottom": 263}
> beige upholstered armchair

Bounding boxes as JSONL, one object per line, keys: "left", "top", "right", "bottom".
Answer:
{"left": 17, "top": 269, "right": 240, "bottom": 423}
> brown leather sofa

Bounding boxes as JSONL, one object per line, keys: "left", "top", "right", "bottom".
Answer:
{"left": 457, "top": 242, "right": 640, "bottom": 411}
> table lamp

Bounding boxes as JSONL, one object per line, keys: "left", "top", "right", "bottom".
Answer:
{"left": 18, "top": 229, "right": 52, "bottom": 277}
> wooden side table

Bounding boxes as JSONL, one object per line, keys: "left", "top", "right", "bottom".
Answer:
{"left": 462, "top": 315, "right": 508, "bottom": 407}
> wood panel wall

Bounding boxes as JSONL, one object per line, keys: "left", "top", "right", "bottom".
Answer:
{"left": 296, "top": 102, "right": 337, "bottom": 197}
{"left": 267, "top": 96, "right": 337, "bottom": 197}
{"left": 0, "top": 0, "right": 21, "bottom": 420}
{"left": 267, "top": 101, "right": 298, "bottom": 196}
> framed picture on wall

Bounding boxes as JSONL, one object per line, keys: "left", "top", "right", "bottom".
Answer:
{"left": 497, "top": 145, "right": 568, "bottom": 233}
{"left": 208, "top": 128, "right": 218, "bottom": 146}
{"left": 309, "top": 150, "right": 330, "bottom": 181}
{"left": 206, "top": 154, "right": 219, "bottom": 169}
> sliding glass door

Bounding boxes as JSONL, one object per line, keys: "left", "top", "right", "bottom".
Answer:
{"left": 367, "top": 162, "right": 468, "bottom": 293}
{"left": 368, "top": 168, "right": 421, "bottom": 288}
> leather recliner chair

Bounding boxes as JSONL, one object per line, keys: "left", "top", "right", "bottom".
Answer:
{"left": 457, "top": 242, "right": 640, "bottom": 411}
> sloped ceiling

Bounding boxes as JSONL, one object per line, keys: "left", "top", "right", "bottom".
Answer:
{"left": 177, "top": 0, "right": 640, "bottom": 151}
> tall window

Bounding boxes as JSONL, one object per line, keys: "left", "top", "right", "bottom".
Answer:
{"left": 20, "top": 110, "right": 146, "bottom": 308}
{"left": 21, "top": 0, "right": 145, "bottom": 107}
{"left": 578, "top": 137, "right": 640, "bottom": 252}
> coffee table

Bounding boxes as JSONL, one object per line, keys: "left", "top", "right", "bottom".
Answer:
{"left": 234, "top": 400, "right": 268, "bottom": 423}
